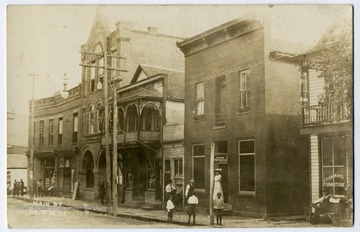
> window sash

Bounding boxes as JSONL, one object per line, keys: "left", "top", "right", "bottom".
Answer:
{"left": 239, "top": 71, "right": 250, "bottom": 110}
{"left": 195, "top": 83, "right": 205, "bottom": 116}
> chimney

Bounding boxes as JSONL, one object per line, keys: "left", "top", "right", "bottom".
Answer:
{"left": 147, "top": 26, "right": 158, "bottom": 35}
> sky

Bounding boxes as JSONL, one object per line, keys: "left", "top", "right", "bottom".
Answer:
{"left": 4, "top": 3, "right": 354, "bottom": 145}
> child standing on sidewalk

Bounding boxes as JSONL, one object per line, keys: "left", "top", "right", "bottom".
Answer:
{"left": 187, "top": 192, "right": 198, "bottom": 224}
{"left": 166, "top": 195, "right": 175, "bottom": 223}
{"left": 213, "top": 192, "right": 224, "bottom": 225}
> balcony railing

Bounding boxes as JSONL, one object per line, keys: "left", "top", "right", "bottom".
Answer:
{"left": 102, "top": 130, "right": 160, "bottom": 145}
{"left": 302, "top": 101, "right": 351, "bottom": 125}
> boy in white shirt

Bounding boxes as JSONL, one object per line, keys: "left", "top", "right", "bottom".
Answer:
{"left": 187, "top": 192, "right": 199, "bottom": 224}
{"left": 166, "top": 195, "right": 175, "bottom": 223}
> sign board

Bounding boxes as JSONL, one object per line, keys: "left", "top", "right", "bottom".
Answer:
{"left": 214, "top": 156, "right": 228, "bottom": 164}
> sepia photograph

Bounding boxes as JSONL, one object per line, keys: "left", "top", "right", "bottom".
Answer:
{"left": 4, "top": 2, "right": 356, "bottom": 230}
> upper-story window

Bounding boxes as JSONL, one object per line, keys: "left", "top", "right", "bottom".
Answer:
{"left": 300, "top": 67, "right": 309, "bottom": 104}
{"left": 39, "top": 120, "right": 45, "bottom": 147}
{"left": 90, "top": 65, "right": 96, "bottom": 93}
{"left": 49, "top": 119, "right": 54, "bottom": 146}
{"left": 72, "top": 113, "right": 78, "bottom": 143}
{"left": 88, "top": 105, "right": 94, "bottom": 134}
{"left": 58, "top": 117, "right": 63, "bottom": 145}
{"left": 97, "top": 107, "right": 104, "bottom": 133}
{"left": 195, "top": 82, "right": 204, "bottom": 120}
{"left": 215, "top": 76, "right": 226, "bottom": 126}
{"left": 238, "top": 70, "right": 250, "bottom": 112}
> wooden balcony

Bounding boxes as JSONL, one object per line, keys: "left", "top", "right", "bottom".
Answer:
{"left": 102, "top": 130, "right": 160, "bottom": 145}
{"left": 302, "top": 101, "right": 351, "bottom": 126}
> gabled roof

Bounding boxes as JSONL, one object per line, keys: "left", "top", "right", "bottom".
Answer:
{"left": 123, "top": 64, "right": 184, "bottom": 100}
{"left": 119, "top": 85, "right": 163, "bottom": 103}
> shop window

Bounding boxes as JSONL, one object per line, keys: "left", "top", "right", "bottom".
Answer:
{"left": 321, "top": 136, "right": 348, "bottom": 197}
{"left": 173, "top": 158, "right": 183, "bottom": 185}
{"left": 238, "top": 70, "right": 250, "bottom": 112}
{"left": 195, "top": 82, "right": 204, "bottom": 120}
{"left": 39, "top": 120, "right": 45, "bottom": 146}
{"left": 238, "top": 139, "right": 255, "bottom": 194}
{"left": 164, "top": 159, "right": 171, "bottom": 185}
{"left": 49, "top": 119, "right": 54, "bottom": 146}
{"left": 58, "top": 117, "right": 63, "bottom": 145}
{"left": 193, "top": 144, "right": 205, "bottom": 189}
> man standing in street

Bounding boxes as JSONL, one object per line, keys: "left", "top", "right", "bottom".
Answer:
{"left": 13, "top": 179, "right": 18, "bottom": 197}
{"left": 19, "top": 179, "right": 25, "bottom": 196}
{"left": 185, "top": 179, "right": 195, "bottom": 200}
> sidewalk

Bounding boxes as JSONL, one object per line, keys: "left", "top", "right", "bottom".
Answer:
{"left": 13, "top": 194, "right": 310, "bottom": 228}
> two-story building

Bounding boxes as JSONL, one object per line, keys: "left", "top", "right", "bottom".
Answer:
{"left": 177, "top": 16, "right": 310, "bottom": 217}
{"left": 29, "top": 85, "right": 81, "bottom": 197}
{"left": 291, "top": 22, "right": 353, "bottom": 203}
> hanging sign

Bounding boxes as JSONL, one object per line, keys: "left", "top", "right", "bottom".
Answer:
{"left": 214, "top": 156, "right": 228, "bottom": 164}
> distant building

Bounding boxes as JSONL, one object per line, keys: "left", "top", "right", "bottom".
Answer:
{"left": 177, "top": 16, "right": 310, "bottom": 217}
{"left": 7, "top": 145, "right": 28, "bottom": 193}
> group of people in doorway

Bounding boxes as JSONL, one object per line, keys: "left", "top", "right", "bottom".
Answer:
{"left": 165, "top": 168, "right": 225, "bottom": 225}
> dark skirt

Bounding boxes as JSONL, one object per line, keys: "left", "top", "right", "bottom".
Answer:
{"left": 187, "top": 204, "right": 196, "bottom": 215}
{"left": 214, "top": 208, "right": 223, "bottom": 216}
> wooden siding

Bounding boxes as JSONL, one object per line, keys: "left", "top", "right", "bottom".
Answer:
{"left": 308, "top": 69, "right": 324, "bottom": 106}
{"left": 310, "top": 135, "right": 320, "bottom": 201}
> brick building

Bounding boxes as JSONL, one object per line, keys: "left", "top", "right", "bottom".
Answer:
{"left": 177, "top": 16, "right": 310, "bottom": 217}
{"left": 29, "top": 10, "right": 185, "bottom": 206}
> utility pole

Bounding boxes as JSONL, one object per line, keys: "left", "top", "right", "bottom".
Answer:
{"left": 28, "top": 73, "right": 38, "bottom": 201}
{"left": 112, "top": 76, "right": 121, "bottom": 216}
{"left": 80, "top": 51, "right": 126, "bottom": 215}
{"left": 102, "top": 52, "right": 112, "bottom": 214}
{"left": 209, "top": 142, "right": 215, "bottom": 225}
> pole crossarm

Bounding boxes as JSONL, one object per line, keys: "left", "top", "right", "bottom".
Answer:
{"left": 80, "top": 51, "right": 127, "bottom": 59}
{"left": 79, "top": 63, "right": 128, "bottom": 72}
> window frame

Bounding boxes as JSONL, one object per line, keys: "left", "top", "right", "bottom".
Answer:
{"left": 58, "top": 117, "right": 63, "bottom": 145}
{"left": 195, "top": 82, "right": 205, "bottom": 120}
{"left": 238, "top": 139, "right": 256, "bottom": 196}
{"left": 238, "top": 70, "right": 251, "bottom": 112}
{"left": 39, "top": 120, "right": 45, "bottom": 147}
{"left": 49, "top": 119, "right": 54, "bottom": 146}
{"left": 192, "top": 144, "right": 205, "bottom": 190}
{"left": 72, "top": 113, "right": 78, "bottom": 143}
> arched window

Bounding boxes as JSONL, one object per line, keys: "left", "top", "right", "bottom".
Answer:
{"left": 126, "top": 105, "right": 138, "bottom": 132}
{"left": 88, "top": 105, "right": 94, "bottom": 134}
{"left": 96, "top": 103, "right": 104, "bottom": 133}
{"left": 141, "top": 104, "right": 160, "bottom": 131}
